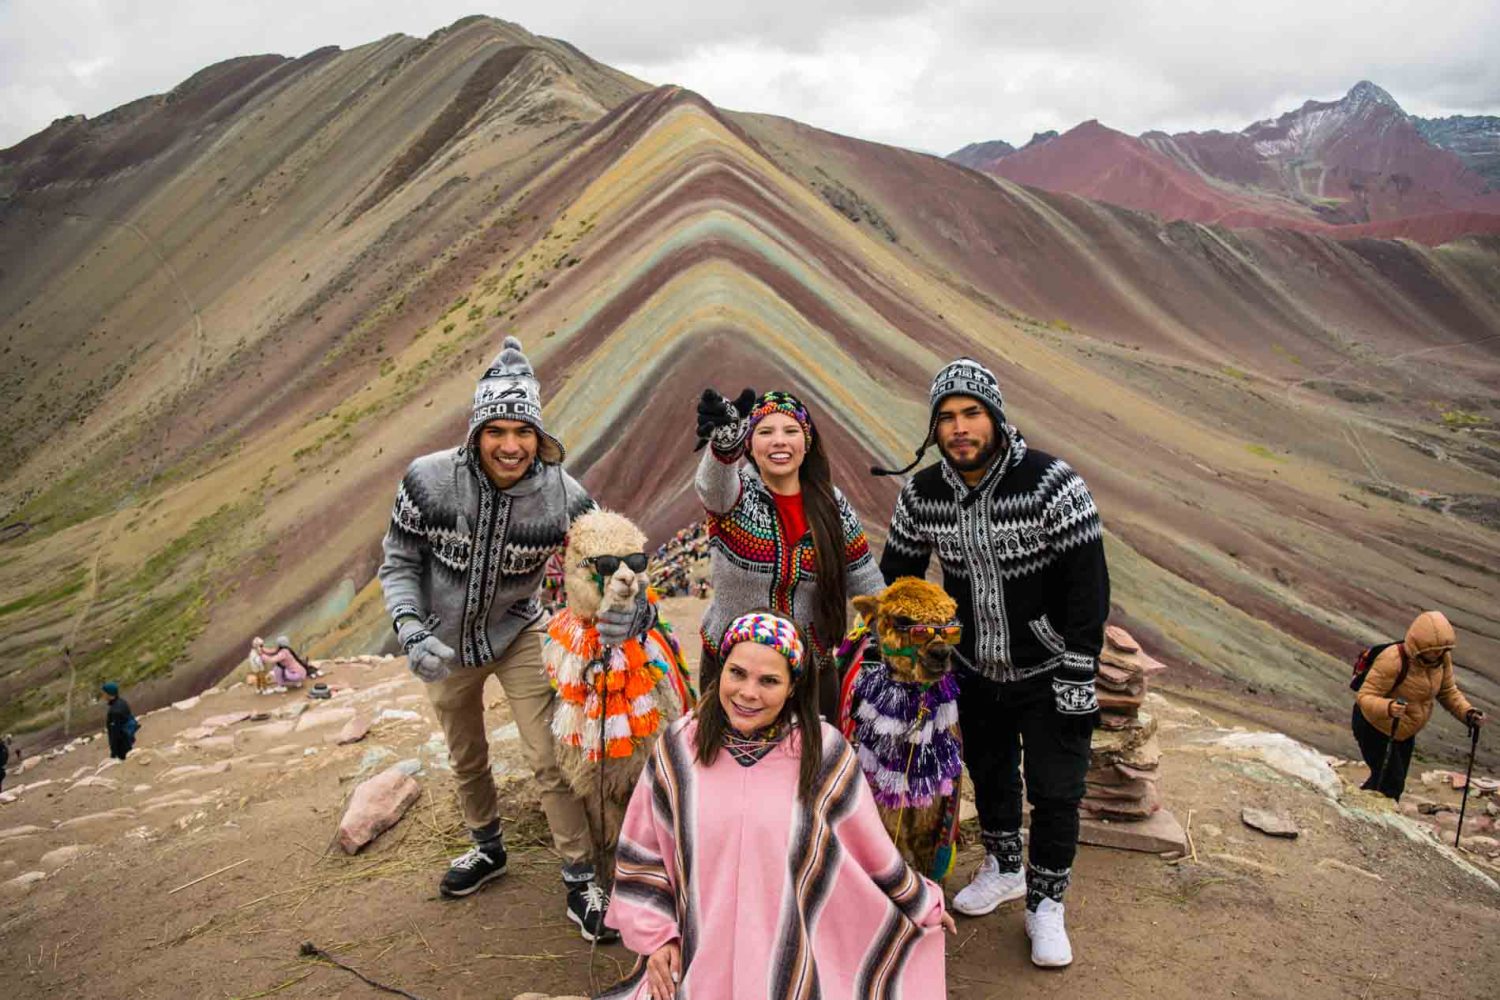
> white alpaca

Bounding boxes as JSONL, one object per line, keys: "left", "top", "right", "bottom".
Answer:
{"left": 543, "top": 510, "right": 692, "bottom": 851}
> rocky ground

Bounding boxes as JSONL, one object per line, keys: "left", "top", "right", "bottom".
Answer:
{"left": 3, "top": 598, "right": 1499, "bottom": 999}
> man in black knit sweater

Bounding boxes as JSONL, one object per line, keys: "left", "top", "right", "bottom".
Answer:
{"left": 877, "top": 356, "right": 1109, "bottom": 968}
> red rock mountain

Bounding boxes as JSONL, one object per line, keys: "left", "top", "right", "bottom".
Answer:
{"left": 954, "top": 82, "right": 1500, "bottom": 242}
{"left": 1, "top": 22, "right": 1497, "bottom": 770}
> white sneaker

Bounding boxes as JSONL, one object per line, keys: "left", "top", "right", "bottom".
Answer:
{"left": 1024, "top": 896, "right": 1073, "bottom": 967}
{"left": 951, "top": 854, "right": 1026, "bottom": 916}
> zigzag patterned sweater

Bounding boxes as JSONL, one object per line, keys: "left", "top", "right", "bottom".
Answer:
{"left": 697, "top": 447, "right": 885, "bottom": 659}
{"left": 378, "top": 449, "right": 595, "bottom": 668}
{"left": 878, "top": 428, "right": 1109, "bottom": 693}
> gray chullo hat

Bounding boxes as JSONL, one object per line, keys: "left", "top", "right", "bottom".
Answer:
{"left": 468, "top": 336, "right": 565, "bottom": 464}
{"left": 872, "top": 356, "right": 1006, "bottom": 476}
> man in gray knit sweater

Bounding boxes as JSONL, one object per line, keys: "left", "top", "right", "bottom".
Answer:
{"left": 378, "top": 336, "right": 642, "bottom": 942}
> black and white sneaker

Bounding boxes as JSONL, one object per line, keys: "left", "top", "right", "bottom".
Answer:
{"left": 566, "top": 879, "right": 619, "bottom": 942}
{"left": 439, "top": 844, "right": 507, "bottom": 898}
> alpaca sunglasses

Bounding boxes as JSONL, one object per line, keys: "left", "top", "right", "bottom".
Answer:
{"left": 893, "top": 618, "right": 962, "bottom": 642}
{"left": 582, "top": 553, "right": 649, "bottom": 576}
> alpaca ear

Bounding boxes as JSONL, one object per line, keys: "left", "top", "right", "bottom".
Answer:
{"left": 851, "top": 595, "right": 880, "bottom": 626}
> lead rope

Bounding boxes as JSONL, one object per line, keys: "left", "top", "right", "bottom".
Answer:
{"left": 588, "top": 652, "right": 609, "bottom": 998}
{"left": 890, "top": 695, "right": 932, "bottom": 848}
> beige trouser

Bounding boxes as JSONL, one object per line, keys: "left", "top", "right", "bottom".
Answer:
{"left": 425, "top": 625, "right": 592, "bottom": 867}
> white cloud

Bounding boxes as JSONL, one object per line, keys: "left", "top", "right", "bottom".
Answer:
{"left": 1, "top": 1, "right": 1497, "bottom": 153}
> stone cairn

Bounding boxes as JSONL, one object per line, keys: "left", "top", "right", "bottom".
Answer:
{"left": 1078, "top": 625, "right": 1185, "bottom": 851}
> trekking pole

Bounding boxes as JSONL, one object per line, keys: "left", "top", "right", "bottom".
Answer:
{"left": 1454, "top": 720, "right": 1481, "bottom": 849}
{"left": 1376, "top": 698, "right": 1408, "bottom": 794}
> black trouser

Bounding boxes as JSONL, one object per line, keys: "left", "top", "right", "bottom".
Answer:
{"left": 959, "top": 671, "right": 1094, "bottom": 873}
{"left": 107, "top": 729, "right": 133, "bottom": 761}
{"left": 1352, "top": 703, "right": 1414, "bottom": 800}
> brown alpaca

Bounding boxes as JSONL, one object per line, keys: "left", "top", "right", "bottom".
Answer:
{"left": 837, "top": 577, "right": 964, "bottom": 882}
{"left": 543, "top": 510, "right": 691, "bottom": 853}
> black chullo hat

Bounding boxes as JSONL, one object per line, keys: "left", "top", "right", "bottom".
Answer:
{"left": 871, "top": 356, "right": 1006, "bottom": 476}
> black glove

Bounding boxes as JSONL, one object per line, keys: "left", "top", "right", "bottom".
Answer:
{"left": 695, "top": 388, "right": 756, "bottom": 453}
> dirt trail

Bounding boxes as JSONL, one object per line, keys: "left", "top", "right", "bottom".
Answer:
{"left": 2, "top": 604, "right": 1498, "bottom": 999}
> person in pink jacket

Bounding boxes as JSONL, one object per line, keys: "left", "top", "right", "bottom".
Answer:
{"left": 260, "top": 637, "right": 307, "bottom": 689}
{"left": 602, "top": 612, "right": 953, "bottom": 1000}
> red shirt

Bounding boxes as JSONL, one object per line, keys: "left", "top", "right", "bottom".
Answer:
{"left": 770, "top": 490, "right": 808, "bottom": 543}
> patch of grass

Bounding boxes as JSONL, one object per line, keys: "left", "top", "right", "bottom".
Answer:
{"left": 1220, "top": 365, "right": 1250, "bottom": 381}
{"left": 1246, "top": 444, "right": 1286, "bottom": 462}
{"left": 0, "top": 568, "right": 87, "bottom": 617}
{"left": 1440, "top": 409, "right": 1490, "bottom": 430}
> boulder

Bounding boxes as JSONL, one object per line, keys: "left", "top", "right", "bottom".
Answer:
{"left": 1241, "top": 807, "right": 1300, "bottom": 839}
{"left": 337, "top": 765, "right": 422, "bottom": 854}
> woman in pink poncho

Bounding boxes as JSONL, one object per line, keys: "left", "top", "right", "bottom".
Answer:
{"left": 602, "top": 612, "right": 952, "bottom": 1000}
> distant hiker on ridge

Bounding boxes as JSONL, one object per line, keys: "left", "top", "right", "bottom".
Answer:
{"left": 876, "top": 357, "right": 1109, "bottom": 969}
{"left": 1353, "top": 610, "right": 1487, "bottom": 800}
{"left": 102, "top": 681, "right": 138, "bottom": 761}
{"left": 377, "top": 336, "right": 652, "bottom": 942}
{"left": 693, "top": 387, "right": 884, "bottom": 713}
{"left": 0, "top": 734, "right": 13, "bottom": 793}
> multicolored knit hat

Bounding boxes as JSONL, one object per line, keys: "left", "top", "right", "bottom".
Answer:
{"left": 747, "top": 391, "right": 813, "bottom": 447}
{"left": 719, "top": 612, "right": 806, "bottom": 678}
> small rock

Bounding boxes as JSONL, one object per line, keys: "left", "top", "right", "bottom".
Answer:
{"left": 394, "top": 758, "right": 422, "bottom": 776}
{"left": 1317, "top": 858, "right": 1382, "bottom": 881}
{"left": 194, "top": 735, "right": 237, "bottom": 753}
{"left": 296, "top": 707, "right": 355, "bottom": 733}
{"left": 1417, "top": 801, "right": 1453, "bottom": 815}
{"left": 1207, "top": 852, "right": 1283, "bottom": 876}
{"left": 337, "top": 765, "right": 422, "bottom": 854}
{"left": 336, "top": 715, "right": 373, "bottom": 745}
{"left": 95, "top": 758, "right": 122, "bottom": 772}
{"left": 376, "top": 708, "right": 422, "bottom": 724}
{"left": 132, "top": 784, "right": 152, "bottom": 793}
{"left": 2, "top": 871, "right": 47, "bottom": 896}
{"left": 1450, "top": 773, "right": 1469, "bottom": 791}
{"left": 57, "top": 807, "right": 137, "bottom": 829}
{"left": 70, "top": 765, "right": 92, "bottom": 780}
{"left": 1473, "top": 776, "right": 1500, "bottom": 795}
{"left": 39, "top": 845, "right": 91, "bottom": 870}
{"left": 1420, "top": 770, "right": 1452, "bottom": 786}
{"left": 171, "top": 696, "right": 201, "bottom": 712}
{"left": 68, "top": 775, "right": 120, "bottom": 792}
{"left": 491, "top": 722, "right": 520, "bottom": 743}
{"left": 178, "top": 726, "right": 217, "bottom": 741}
{"left": 1241, "top": 807, "right": 1299, "bottom": 839}
{"left": 0, "top": 792, "right": 15, "bottom": 805}
{"left": 1459, "top": 834, "right": 1499, "bottom": 854}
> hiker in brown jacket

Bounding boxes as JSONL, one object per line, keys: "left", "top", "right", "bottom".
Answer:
{"left": 1353, "top": 610, "right": 1487, "bottom": 799}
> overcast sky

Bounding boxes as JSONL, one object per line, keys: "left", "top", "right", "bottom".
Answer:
{"left": 2, "top": 1, "right": 1498, "bottom": 153}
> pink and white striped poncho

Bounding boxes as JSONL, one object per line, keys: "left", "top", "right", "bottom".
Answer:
{"left": 602, "top": 717, "right": 947, "bottom": 999}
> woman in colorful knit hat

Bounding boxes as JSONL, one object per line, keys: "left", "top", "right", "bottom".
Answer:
{"left": 692, "top": 387, "right": 885, "bottom": 713}
{"left": 602, "top": 612, "right": 952, "bottom": 999}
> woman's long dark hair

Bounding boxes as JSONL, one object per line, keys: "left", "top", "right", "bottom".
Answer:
{"left": 694, "top": 617, "right": 823, "bottom": 803}
{"left": 751, "top": 403, "right": 847, "bottom": 654}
